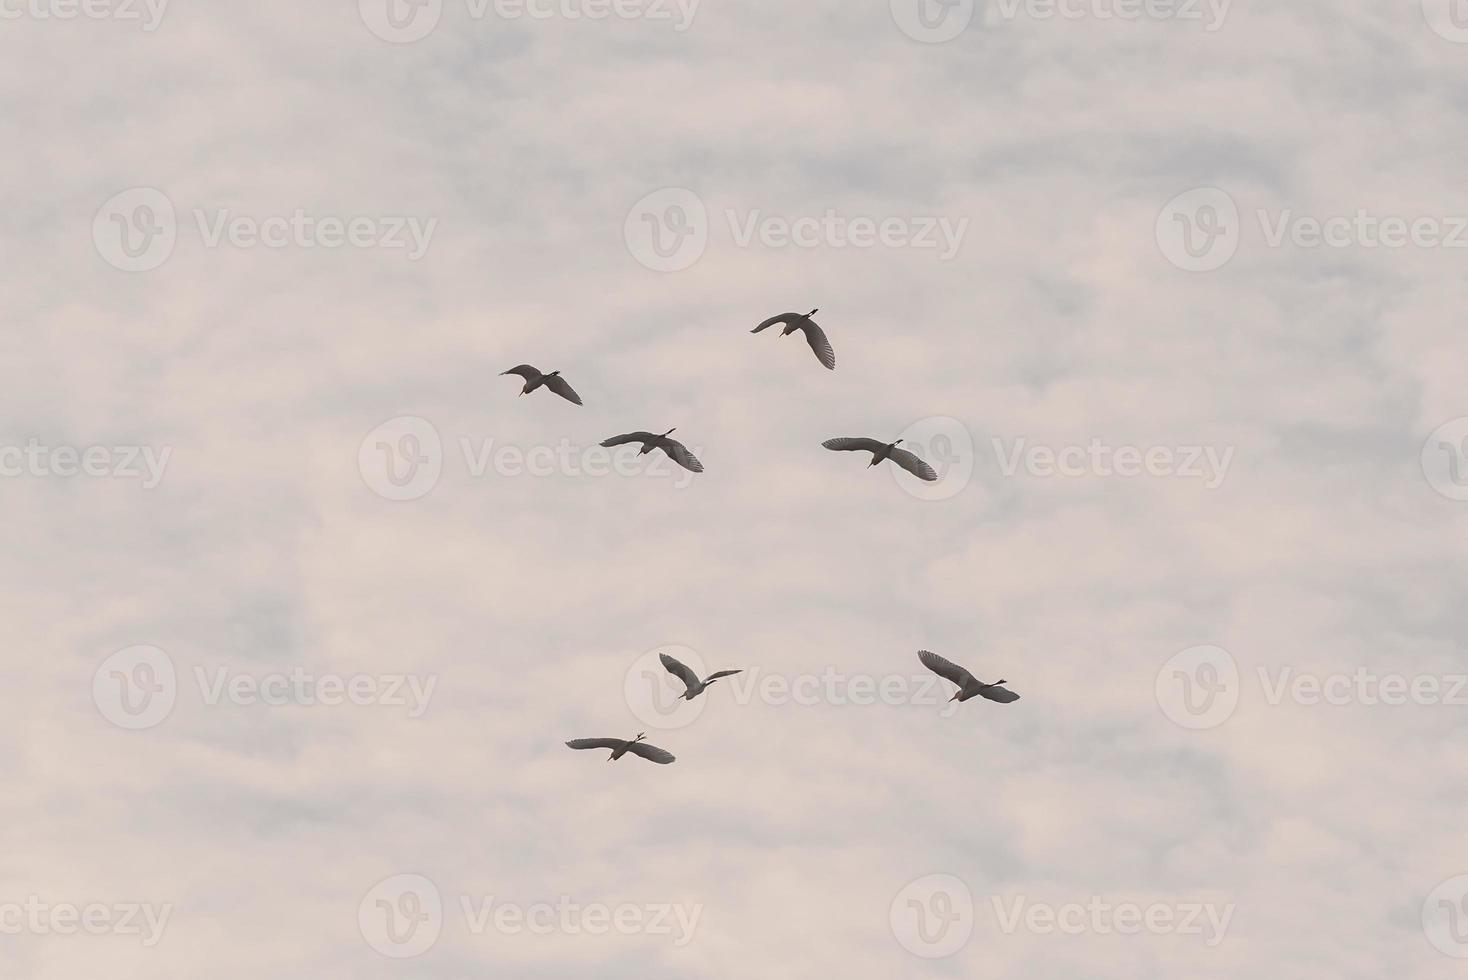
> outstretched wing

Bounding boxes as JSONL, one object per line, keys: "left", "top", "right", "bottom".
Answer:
{"left": 501, "top": 364, "right": 540, "bottom": 381}
{"left": 796, "top": 321, "right": 836, "bottom": 370}
{"left": 752, "top": 313, "right": 797, "bottom": 334}
{"left": 661, "top": 437, "right": 704, "bottom": 473}
{"left": 980, "top": 686, "right": 1021, "bottom": 704}
{"left": 918, "top": 650, "right": 978, "bottom": 690}
{"left": 888, "top": 447, "right": 938, "bottom": 482}
{"left": 600, "top": 432, "right": 654, "bottom": 448}
{"left": 566, "top": 738, "right": 624, "bottom": 751}
{"left": 659, "top": 653, "right": 700, "bottom": 693}
{"left": 705, "top": 669, "right": 743, "bottom": 681}
{"left": 544, "top": 374, "right": 583, "bottom": 405}
{"left": 822, "top": 437, "right": 886, "bottom": 454}
{"left": 624, "top": 741, "right": 676, "bottom": 764}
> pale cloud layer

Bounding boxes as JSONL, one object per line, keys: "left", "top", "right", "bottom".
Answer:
{"left": 3, "top": 1, "right": 1468, "bottom": 977}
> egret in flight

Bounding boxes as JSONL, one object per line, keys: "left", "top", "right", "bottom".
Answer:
{"left": 752, "top": 309, "right": 835, "bottom": 370}
{"left": 565, "top": 733, "right": 676, "bottom": 764}
{"left": 500, "top": 364, "right": 583, "bottom": 405}
{"left": 660, "top": 652, "right": 742, "bottom": 701}
{"left": 822, "top": 437, "right": 938, "bottom": 482}
{"left": 918, "top": 650, "right": 1019, "bottom": 704}
{"left": 601, "top": 429, "right": 704, "bottom": 473}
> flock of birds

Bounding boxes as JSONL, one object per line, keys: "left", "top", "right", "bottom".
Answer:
{"left": 504, "top": 309, "right": 1022, "bottom": 767}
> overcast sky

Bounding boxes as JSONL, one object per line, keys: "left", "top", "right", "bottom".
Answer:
{"left": 3, "top": 0, "right": 1468, "bottom": 977}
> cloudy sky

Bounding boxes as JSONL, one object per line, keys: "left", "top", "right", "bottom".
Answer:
{"left": 4, "top": 0, "right": 1468, "bottom": 976}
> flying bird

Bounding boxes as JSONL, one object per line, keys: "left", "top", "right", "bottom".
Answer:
{"left": 600, "top": 429, "right": 704, "bottom": 473}
{"left": 822, "top": 437, "right": 938, "bottom": 482}
{"left": 660, "top": 652, "right": 742, "bottom": 701}
{"left": 565, "top": 733, "right": 676, "bottom": 764}
{"left": 500, "top": 364, "right": 583, "bottom": 405}
{"left": 752, "top": 309, "right": 835, "bottom": 370}
{"left": 918, "top": 650, "right": 1019, "bottom": 704}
